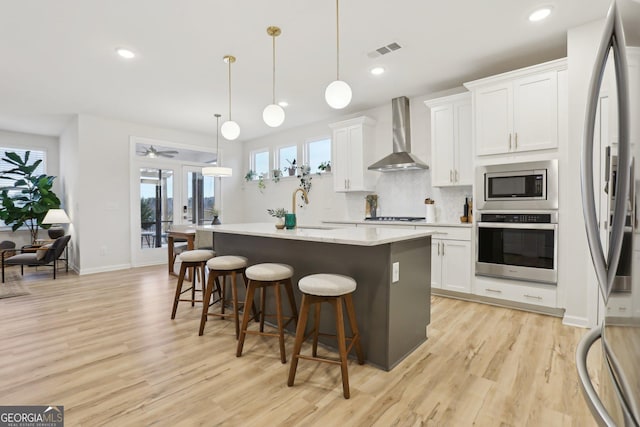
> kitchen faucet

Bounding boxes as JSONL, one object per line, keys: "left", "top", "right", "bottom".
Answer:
{"left": 292, "top": 188, "right": 309, "bottom": 215}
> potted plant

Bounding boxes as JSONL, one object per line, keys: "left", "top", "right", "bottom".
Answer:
{"left": 244, "top": 170, "right": 257, "bottom": 182}
{"left": 209, "top": 207, "right": 221, "bottom": 225}
{"left": 0, "top": 151, "right": 62, "bottom": 244}
{"left": 284, "top": 159, "right": 297, "bottom": 176}
{"left": 297, "top": 164, "right": 312, "bottom": 194}
{"left": 267, "top": 208, "right": 288, "bottom": 229}
{"left": 257, "top": 174, "right": 266, "bottom": 192}
{"left": 317, "top": 161, "right": 331, "bottom": 174}
{"left": 272, "top": 169, "right": 282, "bottom": 183}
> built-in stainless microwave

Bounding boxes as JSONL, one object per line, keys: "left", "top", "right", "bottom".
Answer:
{"left": 476, "top": 160, "right": 558, "bottom": 210}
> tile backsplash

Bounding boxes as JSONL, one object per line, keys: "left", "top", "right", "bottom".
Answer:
{"left": 345, "top": 170, "right": 472, "bottom": 223}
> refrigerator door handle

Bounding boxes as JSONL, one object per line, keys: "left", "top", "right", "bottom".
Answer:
{"left": 580, "top": 1, "right": 631, "bottom": 301}
{"left": 576, "top": 327, "right": 617, "bottom": 427}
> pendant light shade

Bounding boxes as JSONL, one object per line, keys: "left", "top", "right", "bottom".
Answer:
{"left": 221, "top": 55, "right": 240, "bottom": 140}
{"left": 325, "top": 0, "right": 352, "bottom": 109}
{"left": 263, "top": 26, "right": 285, "bottom": 127}
{"left": 203, "top": 114, "right": 233, "bottom": 177}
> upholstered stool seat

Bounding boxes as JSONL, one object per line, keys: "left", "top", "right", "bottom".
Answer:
{"left": 288, "top": 273, "right": 364, "bottom": 399}
{"left": 199, "top": 256, "right": 257, "bottom": 338}
{"left": 171, "top": 249, "right": 215, "bottom": 319}
{"left": 237, "top": 263, "right": 298, "bottom": 363}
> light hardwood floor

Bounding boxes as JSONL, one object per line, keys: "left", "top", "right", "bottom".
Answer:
{"left": 0, "top": 266, "right": 601, "bottom": 426}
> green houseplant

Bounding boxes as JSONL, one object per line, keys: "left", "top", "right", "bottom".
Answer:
{"left": 0, "top": 151, "right": 62, "bottom": 243}
{"left": 267, "top": 208, "right": 288, "bottom": 229}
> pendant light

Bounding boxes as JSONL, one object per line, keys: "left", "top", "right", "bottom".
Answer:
{"left": 263, "top": 26, "right": 285, "bottom": 127}
{"left": 325, "top": 0, "right": 352, "bottom": 109}
{"left": 221, "top": 55, "right": 241, "bottom": 140}
{"left": 203, "top": 114, "right": 233, "bottom": 177}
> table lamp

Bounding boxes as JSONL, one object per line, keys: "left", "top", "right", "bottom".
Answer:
{"left": 42, "top": 209, "right": 71, "bottom": 239}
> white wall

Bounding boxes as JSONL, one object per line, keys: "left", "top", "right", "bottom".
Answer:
{"left": 241, "top": 94, "right": 472, "bottom": 225}
{"left": 561, "top": 19, "right": 606, "bottom": 327}
{"left": 0, "top": 129, "right": 61, "bottom": 248}
{"left": 59, "top": 116, "right": 80, "bottom": 270}
{"left": 62, "top": 114, "right": 243, "bottom": 275}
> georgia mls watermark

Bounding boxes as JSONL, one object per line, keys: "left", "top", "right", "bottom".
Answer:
{"left": 0, "top": 406, "right": 63, "bottom": 427}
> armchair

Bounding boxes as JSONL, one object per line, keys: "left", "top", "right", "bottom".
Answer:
{"left": 2, "top": 235, "right": 71, "bottom": 283}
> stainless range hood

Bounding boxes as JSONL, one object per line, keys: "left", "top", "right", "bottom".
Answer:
{"left": 368, "top": 96, "right": 429, "bottom": 172}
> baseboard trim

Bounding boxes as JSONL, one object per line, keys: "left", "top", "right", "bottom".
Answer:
{"left": 562, "top": 315, "right": 590, "bottom": 328}
{"left": 432, "top": 289, "right": 565, "bottom": 317}
{"left": 79, "top": 263, "right": 132, "bottom": 275}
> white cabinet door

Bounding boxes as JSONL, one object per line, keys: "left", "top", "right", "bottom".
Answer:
{"left": 330, "top": 117, "right": 375, "bottom": 192}
{"left": 333, "top": 127, "right": 350, "bottom": 192}
{"left": 426, "top": 92, "right": 472, "bottom": 187}
{"left": 454, "top": 101, "right": 473, "bottom": 185}
{"left": 431, "top": 241, "right": 442, "bottom": 289}
{"left": 431, "top": 105, "right": 455, "bottom": 186}
{"left": 474, "top": 83, "right": 512, "bottom": 156}
{"left": 441, "top": 240, "right": 471, "bottom": 293}
{"left": 513, "top": 71, "right": 558, "bottom": 152}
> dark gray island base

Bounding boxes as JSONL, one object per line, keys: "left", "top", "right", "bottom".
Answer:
{"left": 212, "top": 230, "right": 431, "bottom": 371}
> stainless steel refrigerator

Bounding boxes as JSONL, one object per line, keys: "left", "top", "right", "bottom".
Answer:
{"left": 578, "top": 0, "right": 640, "bottom": 425}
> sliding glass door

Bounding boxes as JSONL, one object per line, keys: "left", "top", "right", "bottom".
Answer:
{"left": 183, "top": 166, "right": 216, "bottom": 225}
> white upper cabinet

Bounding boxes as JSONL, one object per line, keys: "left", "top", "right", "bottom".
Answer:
{"left": 425, "top": 92, "right": 472, "bottom": 187}
{"left": 329, "top": 116, "right": 376, "bottom": 192}
{"left": 465, "top": 58, "right": 566, "bottom": 156}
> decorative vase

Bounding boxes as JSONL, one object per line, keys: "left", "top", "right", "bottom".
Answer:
{"left": 284, "top": 213, "right": 296, "bottom": 229}
{"left": 275, "top": 218, "right": 285, "bottom": 229}
{"left": 288, "top": 167, "right": 296, "bottom": 176}
{"left": 370, "top": 208, "right": 377, "bottom": 218}
{"left": 212, "top": 216, "right": 221, "bottom": 225}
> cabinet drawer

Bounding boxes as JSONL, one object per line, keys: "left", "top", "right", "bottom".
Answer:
{"left": 475, "top": 281, "right": 556, "bottom": 308}
{"left": 427, "top": 226, "right": 471, "bottom": 241}
{"left": 607, "top": 295, "right": 633, "bottom": 317}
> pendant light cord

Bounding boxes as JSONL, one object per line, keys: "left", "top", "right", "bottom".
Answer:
{"left": 272, "top": 34, "right": 276, "bottom": 104}
{"left": 336, "top": 0, "right": 340, "bottom": 80}
{"left": 227, "top": 60, "right": 232, "bottom": 121}
{"left": 215, "top": 115, "right": 220, "bottom": 164}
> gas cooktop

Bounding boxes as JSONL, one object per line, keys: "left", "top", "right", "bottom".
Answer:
{"left": 364, "top": 216, "right": 425, "bottom": 222}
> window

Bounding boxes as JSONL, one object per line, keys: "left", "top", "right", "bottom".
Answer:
{"left": 251, "top": 149, "right": 270, "bottom": 179}
{"left": 306, "top": 137, "right": 331, "bottom": 173}
{"left": 278, "top": 145, "right": 297, "bottom": 176}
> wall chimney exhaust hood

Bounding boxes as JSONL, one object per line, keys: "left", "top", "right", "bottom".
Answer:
{"left": 368, "top": 96, "right": 429, "bottom": 172}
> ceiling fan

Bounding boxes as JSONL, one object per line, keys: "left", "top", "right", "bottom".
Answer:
{"left": 137, "top": 145, "right": 179, "bottom": 158}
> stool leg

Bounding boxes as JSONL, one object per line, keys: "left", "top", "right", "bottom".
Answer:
{"left": 191, "top": 264, "right": 197, "bottom": 307}
{"left": 199, "top": 271, "right": 216, "bottom": 336}
{"left": 231, "top": 270, "right": 240, "bottom": 339}
{"left": 288, "top": 293, "right": 310, "bottom": 387}
{"left": 284, "top": 278, "right": 299, "bottom": 323}
{"left": 242, "top": 271, "right": 259, "bottom": 322}
{"left": 275, "top": 282, "right": 286, "bottom": 363}
{"left": 345, "top": 293, "right": 364, "bottom": 364}
{"left": 172, "top": 263, "right": 188, "bottom": 319}
{"left": 259, "top": 286, "right": 266, "bottom": 332}
{"left": 334, "top": 297, "right": 350, "bottom": 399}
{"left": 236, "top": 281, "right": 257, "bottom": 357}
{"left": 220, "top": 274, "right": 227, "bottom": 315}
{"left": 312, "top": 302, "right": 321, "bottom": 357}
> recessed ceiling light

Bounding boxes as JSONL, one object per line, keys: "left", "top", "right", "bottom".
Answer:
{"left": 278, "top": 101, "right": 289, "bottom": 107}
{"left": 370, "top": 67, "right": 385, "bottom": 76}
{"left": 529, "top": 7, "right": 552, "bottom": 22}
{"left": 116, "top": 48, "right": 136, "bottom": 59}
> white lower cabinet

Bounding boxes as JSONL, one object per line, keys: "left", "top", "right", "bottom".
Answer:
{"left": 475, "top": 279, "right": 557, "bottom": 308}
{"left": 430, "top": 227, "right": 472, "bottom": 293}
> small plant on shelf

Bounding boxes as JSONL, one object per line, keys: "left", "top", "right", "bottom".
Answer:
{"left": 317, "top": 161, "right": 331, "bottom": 174}
{"left": 271, "top": 169, "right": 282, "bottom": 183}
{"left": 257, "top": 174, "right": 266, "bottom": 192}
{"left": 284, "top": 159, "right": 297, "bottom": 176}
{"left": 244, "top": 170, "right": 256, "bottom": 182}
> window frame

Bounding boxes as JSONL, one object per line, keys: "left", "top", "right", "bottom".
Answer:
{"left": 276, "top": 144, "right": 299, "bottom": 179}
{"left": 250, "top": 148, "right": 271, "bottom": 180}
{"left": 303, "top": 135, "right": 332, "bottom": 175}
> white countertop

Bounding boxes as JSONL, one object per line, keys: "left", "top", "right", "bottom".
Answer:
{"left": 197, "top": 222, "right": 434, "bottom": 246}
{"left": 323, "top": 219, "right": 473, "bottom": 228}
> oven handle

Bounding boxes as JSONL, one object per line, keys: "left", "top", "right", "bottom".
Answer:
{"left": 580, "top": 1, "right": 630, "bottom": 301}
{"left": 478, "top": 222, "right": 557, "bottom": 230}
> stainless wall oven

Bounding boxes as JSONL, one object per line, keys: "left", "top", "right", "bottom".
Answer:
{"left": 476, "top": 160, "right": 558, "bottom": 210}
{"left": 476, "top": 212, "right": 558, "bottom": 284}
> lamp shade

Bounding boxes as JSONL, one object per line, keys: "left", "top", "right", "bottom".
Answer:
{"left": 221, "top": 120, "right": 240, "bottom": 140}
{"left": 202, "top": 166, "right": 233, "bottom": 177}
{"left": 263, "top": 104, "right": 285, "bottom": 127}
{"left": 325, "top": 80, "right": 352, "bottom": 109}
{"left": 42, "top": 209, "right": 71, "bottom": 224}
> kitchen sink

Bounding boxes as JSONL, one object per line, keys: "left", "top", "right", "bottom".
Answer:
{"left": 296, "top": 225, "right": 335, "bottom": 230}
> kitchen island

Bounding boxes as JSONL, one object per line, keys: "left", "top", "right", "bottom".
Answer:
{"left": 197, "top": 223, "right": 433, "bottom": 371}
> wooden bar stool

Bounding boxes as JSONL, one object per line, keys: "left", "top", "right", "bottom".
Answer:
{"left": 199, "top": 255, "right": 257, "bottom": 338}
{"left": 236, "top": 263, "right": 298, "bottom": 363}
{"left": 171, "top": 249, "right": 215, "bottom": 319}
{"left": 287, "top": 273, "right": 364, "bottom": 399}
